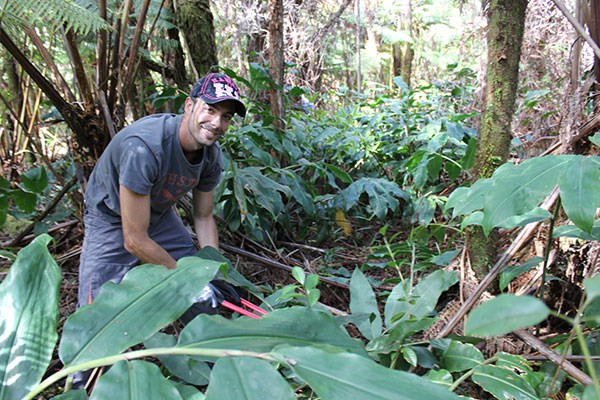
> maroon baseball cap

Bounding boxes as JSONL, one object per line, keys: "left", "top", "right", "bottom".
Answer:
{"left": 190, "top": 73, "right": 246, "bottom": 117}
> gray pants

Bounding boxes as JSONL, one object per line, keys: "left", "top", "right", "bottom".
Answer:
{"left": 78, "top": 207, "right": 197, "bottom": 307}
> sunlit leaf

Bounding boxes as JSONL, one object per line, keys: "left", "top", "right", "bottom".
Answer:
{"left": 59, "top": 257, "right": 223, "bottom": 365}
{"left": 178, "top": 307, "right": 366, "bottom": 357}
{"left": 499, "top": 257, "right": 544, "bottom": 292}
{"left": 0, "top": 234, "right": 61, "bottom": 400}
{"left": 274, "top": 346, "right": 462, "bottom": 400}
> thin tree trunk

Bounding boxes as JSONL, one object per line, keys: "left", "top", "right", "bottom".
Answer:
{"left": 468, "top": 0, "right": 528, "bottom": 280}
{"left": 175, "top": 0, "right": 218, "bottom": 76}
{"left": 268, "top": 0, "right": 285, "bottom": 129}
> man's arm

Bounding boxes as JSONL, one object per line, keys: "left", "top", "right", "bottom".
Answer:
{"left": 192, "top": 189, "right": 219, "bottom": 249}
{"left": 120, "top": 185, "right": 178, "bottom": 269}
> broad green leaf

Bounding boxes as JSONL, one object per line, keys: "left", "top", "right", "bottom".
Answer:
{"left": 205, "top": 357, "right": 295, "bottom": 400}
{"left": 144, "top": 333, "right": 211, "bottom": 386}
{"left": 20, "top": 167, "right": 48, "bottom": 194}
{"left": 496, "top": 352, "right": 544, "bottom": 390}
{"left": 445, "top": 179, "right": 493, "bottom": 217}
{"left": 0, "top": 234, "right": 61, "bottom": 400}
{"left": 274, "top": 346, "right": 462, "bottom": 400}
{"left": 173, "top": 383, "right": 205, "bottom": 400}
{"left": 59, "top": 257, "right": 223, "bottom": 365}
{"left": 324, "top": 163, "right": 353, "bottom": 184}
{"left": 401, "top": 346, "right": 418, "bottom": 367}
{"left": 178, "top": 307, "right": 366, "bottom": 357}
{"left": 472, "top": 365, "right": 539, "bottom": 400}
{"left": 90, "top": 360, "right": 183, "bottom": 400}
{"left": 558, "top": 156, "right": 600, "bottom": 233}
{"left": 482, "top": 156, "right": 572, "bottom": 235}
{"left": 465, "top": 295, "right": 550, "bottom": 336}
{"left": 583, "top": 274, "right": 600, "bottom": 304}
{"left": 384, "top": 269, "right": 458, "bottom": 327}
{"left": 12, "top": 188, "right": 37, "bottom": 213}
{"left": 499, "top": 257, "right": 544, "bottom": 292}
{"left": 424, "top": 369, "right": 453, "bottom": 389}
{"left": 338, "top": 178, "right": 407, "bottom": 219}
{"left": 279, "top": 170, "right": 316, "bottom": 215}
{"left": 496, "top": 207, "right": 551, "bottom": 229}
{"left": 349, "top": 268, "right": 382, "bottom": 340}
{"left": 584, "top": 297, "right": 600, "bottom": 328}
{"left": 553, "top": 221, "right": 600, "bottom": 240}
{"left": 441, "top": 340, "right": 484, "bottom": 372}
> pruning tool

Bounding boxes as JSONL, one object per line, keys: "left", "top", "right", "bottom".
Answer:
{"left": 198, "top": 280, "right": 268, "bottom": 319}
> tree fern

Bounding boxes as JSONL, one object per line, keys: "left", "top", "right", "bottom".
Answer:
{"left": 0, "top": 0, "right": 110, "bottom": 35}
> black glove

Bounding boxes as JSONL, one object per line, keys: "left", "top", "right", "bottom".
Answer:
{"left": 194, "top": 280, "right": 241, "bottom": 308}
{"left": 209, "top": 279, "right": 242, "bottom": 306}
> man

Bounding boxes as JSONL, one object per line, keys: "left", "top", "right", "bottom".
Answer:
{"left": 78, "top": 72, "right": 246, "bottom": 308}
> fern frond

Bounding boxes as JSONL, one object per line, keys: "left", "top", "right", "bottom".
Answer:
{"left": 0, "top": 0, "right": 111, "bottom": 35}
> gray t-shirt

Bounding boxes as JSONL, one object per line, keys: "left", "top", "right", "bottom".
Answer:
{"left": 85, "top": 113, "right": 222, "bottom": 224}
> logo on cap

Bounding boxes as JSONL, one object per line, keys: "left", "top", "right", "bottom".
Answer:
{"left": 191, "top": 73, "right": 246, "bottom": 116}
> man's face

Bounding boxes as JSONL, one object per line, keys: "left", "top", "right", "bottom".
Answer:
{"left": 182, "top": 97, "right": 236, "bottom": 149}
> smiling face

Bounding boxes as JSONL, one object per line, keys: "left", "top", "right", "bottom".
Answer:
{"left": 179, "top": 97, "right": 236, "bottom": 155}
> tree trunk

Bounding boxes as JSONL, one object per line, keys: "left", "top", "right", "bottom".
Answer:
{"left": 175, "top": 0, "right": 218, "bottom": 76}
{"left": 392, "top": 0, "right": 414, "bottom": 88}
{"left": 468, "top": 0, "right": 528, "bottom": 281}
{"left": 268, "top": 0, "right": 285, "bottom": 129}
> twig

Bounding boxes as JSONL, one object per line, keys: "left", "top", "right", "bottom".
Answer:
{"left": 514, "top": 328, "right": 593, "bottom": 385}
{"left": 219, "top": 242, "right": 350, "bottom": 290}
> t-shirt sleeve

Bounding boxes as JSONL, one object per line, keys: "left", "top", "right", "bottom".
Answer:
{"left": 195, "top": 145, "right": 223, "bottom": 192}
{"left": 118, "top": 137, "right": 159, "bottom": 195}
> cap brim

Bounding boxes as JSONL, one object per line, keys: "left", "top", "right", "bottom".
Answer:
{"left": 203, "top": 97, "right": 246, "bottom": 117}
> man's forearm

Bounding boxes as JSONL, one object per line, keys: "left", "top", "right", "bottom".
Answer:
{"left": 194, "top": 216, "right": 219, "bottom": 249}
{"left": 124, "top": 234, "right": 178, "bottom": 269}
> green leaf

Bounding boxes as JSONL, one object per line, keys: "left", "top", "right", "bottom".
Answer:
{"left": 441, "top": 340, "right": 484, "bottom": 372}
{"left": 291, "top": 266, "right": 306, "bottom": 285}
{"left": 144, "top": 333, "right": 211, "bottom": 386}
{"left": 384, "top": 269, "right": 458, "bottom": 327}
{"left": 51, "top": 389, "right": 87, "bottom": 399}
{"left": 12, "top": 188, "right": 37, "bottom": 213}
{"left": 90, "top": 360, "right": 183, "bottom": 400}
{"left": 173, "top": 383, "right": 205, "bottom": 400}
{"left": 558, "top": 156, "right": 600, "bottom": 233}
{"left": 445, "top": 179, "right": 492, "bottom": 217}
{"left": 349, "top": 268, "right": 382, "bottom": 340}
{"left": 472, "top": 364, "right": 539, "bottom": 400}
{"left": 584, "top": 297, "right": 600, "bottom": 328}
{"left": 205, "top": 357, "right": 295, "bottom": 400}
{"left": 553, "top": 221, "right": 600, "bottom": 240}
{"left": 465, "top": 294, "right": 550, "bottom": 336}
{"left": 499, "top": 257, "right": 544, "bottom": 292}
{"left": 583, "top": 274, "right": 600, "bottom": 304}
{"left": 0, "top": 234, "right": 61, "bottom": 400}
{"left": 20, "top": 167, "right": 48, "bottom": 194}
{"left": 178, "top": 307, "right": 366, "bottom": 357}
{"left": 338, "top": 178, "right": 407, "bottom": 220}
{"left": 482, "top": 156, "right": 572, "bottom": 235}
{"left": 274, "top": 346, "right": 462, "bottom": 400}
{"left": 496, "top": 352, "right": 544, "bottom": 390}
{"left": 59, "top": 257, "right": 223, "bottom": 365}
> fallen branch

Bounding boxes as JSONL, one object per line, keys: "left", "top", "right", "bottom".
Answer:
{"left": 514, "top": 328, "right": 593, "bottom": 385}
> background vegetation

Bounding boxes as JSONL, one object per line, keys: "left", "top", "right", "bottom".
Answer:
{"left": 0, "top": 0, "right": 599, "bottom": 399}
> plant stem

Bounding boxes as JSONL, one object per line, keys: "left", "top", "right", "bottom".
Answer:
{"left": 24, "top": 347, "right": 275, "bottom": 400}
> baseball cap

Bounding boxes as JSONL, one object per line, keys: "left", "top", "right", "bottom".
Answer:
{"left": 190, "top": 73, "right": 246, "bottom": 117}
